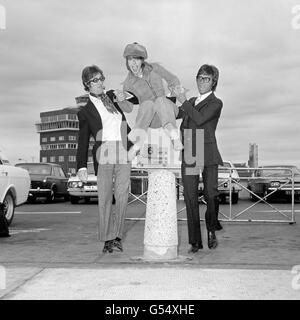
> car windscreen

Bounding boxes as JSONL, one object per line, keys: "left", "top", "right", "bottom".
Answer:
{"left": 16, "top": 164, "right": 51, "bottom": 175}
{"left": 218, "top": 162, "right": 231, "bottom": 173}
{"left": 260, "top": 169, "right": 294, "bottom": 177}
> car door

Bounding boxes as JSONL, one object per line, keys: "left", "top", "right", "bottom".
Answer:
{"left": 58, "top": 167, "right": 68, "bottom": 194}
{"left": 53, "top": 166, "right": 68, "bottom": 195}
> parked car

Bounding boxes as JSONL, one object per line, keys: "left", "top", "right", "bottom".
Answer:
{"left": 247, "top": 165, "right": 300, "bottom": 202}
{"left": 15, "top": 163, "right": 69, "bottom": 203}
{"left": 67, "top": 162, "right": 97, "bottom": 204}
{"left": 199, "top": 160, "right": 242, "bottom": 204}
{"left": 0, "top": 152, "right": 30, "bottom": 225}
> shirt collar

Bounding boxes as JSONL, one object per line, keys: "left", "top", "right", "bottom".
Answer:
{"left": 89, "top": 92, "right": 105, "bottom": 101}
{"left": 195, "top": 91, "right": 212, "bottom": 105}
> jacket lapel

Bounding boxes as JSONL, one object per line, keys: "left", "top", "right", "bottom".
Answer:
{"left": 85, "top": 98, "right": 103, "bottom": 130}
{"left": 194, "top": 92, "right": 215, "bottom": 111}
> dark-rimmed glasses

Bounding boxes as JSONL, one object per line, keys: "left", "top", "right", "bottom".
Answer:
{"left": 88, "top": 75, "right": 105, "bottom": 84}
{"left": 197, "top": 75, "right": 212, "bottom": 83}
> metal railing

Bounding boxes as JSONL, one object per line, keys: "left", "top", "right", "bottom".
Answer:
{"left": 126, "top": 166, "right": 297, "bottom": 224}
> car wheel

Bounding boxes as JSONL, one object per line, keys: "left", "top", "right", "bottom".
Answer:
{"left": 64, "top": 195, "right": 70, "bottom": 201}
{"left": 28, "top": 195, "right": 36, "bottom": 204}
{"left": 70, "top": 196, "right": 79, "bottom": 204}
{"left": 250, "top": 193, "right": 257, "bottom": 201}
{"left": 47, "top": 188, "right": 56, "bottom": 203}
{"left": 232, "top": 192, "right": 239, "bottom": 204}
{"left": 219, "top": 194, "right": 226, "bottom": 204}
{"left": 285, "top": 195, "right": 292, "bottom": 203}
{"left": 3, "top": 191, "right": 15, "bottom": 226}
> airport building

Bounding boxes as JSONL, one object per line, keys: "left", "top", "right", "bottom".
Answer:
{"left": 35, "top": 95, "right": 93, "bottom": 174}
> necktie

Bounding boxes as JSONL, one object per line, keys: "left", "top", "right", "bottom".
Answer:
{"left": 92, "top": 93, "right": 119, "bottom": 114}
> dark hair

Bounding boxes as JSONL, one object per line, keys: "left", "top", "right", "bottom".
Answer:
{"left": 81, "top": 65, "right": 104, "bottom": 92}
{"left": 196, "top": 64, "right": 219, "bottom": 91}
{"left": 125, "top": 56, "right": 145, "bottom": 73}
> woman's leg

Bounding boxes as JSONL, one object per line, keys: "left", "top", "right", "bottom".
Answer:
{"left": 128, "top": 100, "right": 156, "bottom": 160}
{"left": 154, "top": 97, "right": 183, "bottom": 150}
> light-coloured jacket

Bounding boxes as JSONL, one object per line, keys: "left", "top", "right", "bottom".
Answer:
{"left": 123, "top": 62, "right": 180, "bottom": 104}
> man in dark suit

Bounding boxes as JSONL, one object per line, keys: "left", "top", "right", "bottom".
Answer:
{"left": 174, "top": 64, "right": 223, "bottom": 252}
{"left": 76, "top": 65, "right": 136, "bottom": 254}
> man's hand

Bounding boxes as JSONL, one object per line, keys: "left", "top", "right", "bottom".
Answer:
{"left": 171, "top": 85, "right": 188, "bottom": 104}
{"left": 77, "top": 168, "right": 88, "bottom": 183}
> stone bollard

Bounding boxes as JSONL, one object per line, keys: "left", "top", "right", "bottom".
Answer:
{"left": 143, "top": 169, "right": 178, "bottom": 260}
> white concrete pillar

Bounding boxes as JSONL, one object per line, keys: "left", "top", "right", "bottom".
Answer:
{"left": 143, "top": 169, "right": 178, "bottom": 260}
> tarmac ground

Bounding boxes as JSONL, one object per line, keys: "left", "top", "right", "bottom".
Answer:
{"left": 0, "top": 197, "right": 300, "bottom": 300}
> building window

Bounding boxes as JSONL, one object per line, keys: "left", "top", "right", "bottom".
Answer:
{"left": 69, "top": 135, "right": 76, "bottom": 141}
{"left": 68, "top": 143, "right": 77, "bottom": 149}
{"left": 42, "top": 157, "right": 47, "bottom": 163}
{"left": 69, "top": 168, "right": 76, "bottom": 174}
{"left": 68, "top": 114, "right": 78, "bottom": 120}
{"left": 69, "top": 156, "right": 76, "bottom": 162}
{"left": 50, "top": 156, "right": 56, "bottom": 163}
{"left": 50, "top": 137, "right": 56, "bottom": 142}
{"left": 42, "top": 137, "right": 47, "bottom": 143}
{"left": 59, "top": 136, "right": 64, "bottom": 141}
{"left": 58, "top": 114, "right": 67, "bottom": 121}
{"left": 59, "top": 156, "right": 64, "bottom": 162}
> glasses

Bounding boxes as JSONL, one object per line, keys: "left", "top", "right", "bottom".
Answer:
{"left": 88, "top": 75, "right": 105, "bottom": 84}
{"left": 197, "top": 75, "right": 212, "bottom": 83}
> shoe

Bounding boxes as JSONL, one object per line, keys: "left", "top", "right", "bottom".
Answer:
{"left": 113, "top": 238, "right": 123, "bottom": 252}
{"left": 171, "top": 138, "right": 184, "bottom": 151}
{"left": 127, "top": 145, "right": 141, "bottom": 162}
{"left": 207, "top": 231, "right": 218, "bottom": 249}
{"left": 188, "top": 243, "right": 203, "bottom": 254}
{"left": 102, "top": 240, "right": 113, "bottom": 253}
{"left": 215, "top": 221, "right": 223, "bottom": 231}
{"left": 0, "top": 233, "right": 10, "bottom": 238}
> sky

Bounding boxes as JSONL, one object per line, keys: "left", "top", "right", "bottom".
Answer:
{"left": 0, "top": 0, "right": 300, "bottom": 167}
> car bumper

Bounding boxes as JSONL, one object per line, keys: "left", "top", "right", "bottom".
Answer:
{"left": 268, "top": 187, "right": 300, "bottom": 195}
{"left": 68, "top": 188, "right": 98, "bottom": 198}
{"left": 29, "top": 188, "right": 51, "bottom": 196}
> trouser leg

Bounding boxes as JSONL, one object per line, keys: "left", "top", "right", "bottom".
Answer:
{"left": 181, "top": 165, "right": 202, "bottom": 245}
{"left": 202, "top": 165, "right": 219, "bottom": 232}
{"left": 113, "top": 163, "right": 131, "bottom": 239}
{"left": 97, "top": 163, "right": 115, "bottom": 242}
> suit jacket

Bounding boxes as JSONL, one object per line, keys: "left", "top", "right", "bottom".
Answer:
{"left": 177, "top": 92, "right": 223, "bottom": 166}
{"left": 76, "top": 90, "right": 134, "bottom": 175}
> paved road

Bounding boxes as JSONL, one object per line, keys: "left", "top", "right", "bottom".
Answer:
{"left": 0, "top": 198, "right": 299, "bottom": 300}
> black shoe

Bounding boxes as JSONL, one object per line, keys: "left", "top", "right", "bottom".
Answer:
{"left": 0, "top": 233, "right": 10, "bottom": 238}
{"left": 215, "top": 221, "right": 223, "bottom": 231}
{"left": 113, "top": 238, "right": 123, "bottom": 252}
{"left": 102, "top": 240, "right": 113, "bottom": 253}
{"left": 207, "top": 231, "right": 218, "bottom": 249}
{"left": 188, "top": 243, "right": 203, "bottom": 254}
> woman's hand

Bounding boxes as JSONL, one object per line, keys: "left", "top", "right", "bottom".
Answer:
{"left": 171, "top": 85, "right": 188, "bottom": 104}
{"left": 114, "top": 89, "right": 126, "bottom": 102}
